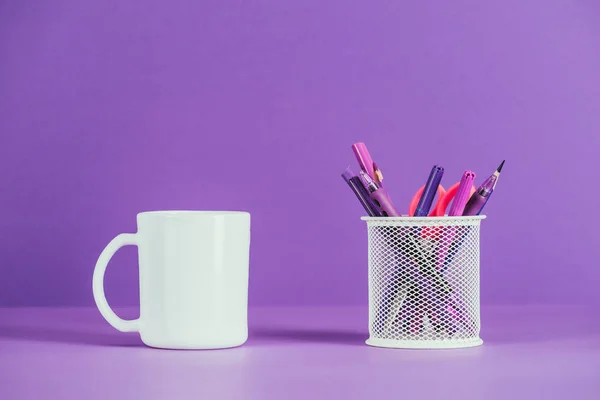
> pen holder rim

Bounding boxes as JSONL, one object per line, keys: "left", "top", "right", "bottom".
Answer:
{"left": 361, "top": 215, "right": 486, "bottom": 222}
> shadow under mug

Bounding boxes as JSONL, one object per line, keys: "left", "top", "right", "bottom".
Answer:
{"left": 92, "top": 211, "right": 251, "bottom": 350}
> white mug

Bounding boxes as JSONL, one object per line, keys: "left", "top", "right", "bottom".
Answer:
{"left": 92, "top": 211, "right": 251, "bottom": 349}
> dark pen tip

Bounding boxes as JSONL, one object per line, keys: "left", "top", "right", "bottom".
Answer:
{"left": 497, "top": 160, "right": 505, "bottom": 172}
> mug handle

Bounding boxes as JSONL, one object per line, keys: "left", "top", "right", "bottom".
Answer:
{"left": 92, "top": 233, "right": 140, "bottom": 332}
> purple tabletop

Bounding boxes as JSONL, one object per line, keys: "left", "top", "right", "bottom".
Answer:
{"left": 0, "top": 306, "right": 598, "bottom": 399}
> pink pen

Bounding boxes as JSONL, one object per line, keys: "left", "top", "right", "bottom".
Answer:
{"left": 359, "top": 170, "right": 401, "bottom": 217}
{"left": 448, "top": 171, "right": 476, "bottom": 217}
{"left": 438, "top": 171, "right": 476, "bottom": 271}
{"left": 352, "top": 142, "right": 375, "bottom": 179}
{"left": 439, "top": 171, "right": 476, "bottom": 334}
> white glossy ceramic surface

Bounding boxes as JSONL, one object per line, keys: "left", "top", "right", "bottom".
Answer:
{"left": 93, "top": 211, "right": 251, "bottom": 349}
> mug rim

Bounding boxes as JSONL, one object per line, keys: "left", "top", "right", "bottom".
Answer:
{"left": 137, "top": 210, "right": 250, "bottom": 218}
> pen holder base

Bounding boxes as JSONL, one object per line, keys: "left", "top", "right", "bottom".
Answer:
{"left": 366, "top": 337, "right": 483, "bottom": 349}
{"left": 362, "top": 216, "right": 486, "bottom": 349}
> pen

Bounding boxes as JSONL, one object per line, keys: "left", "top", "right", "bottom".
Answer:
{"left": 448, "top": 171, "right": 476, "bottom": 216}
{"left": 414, "top": 165, "right": 444, "bottom": 217}
{"left": 342, "top": 167, "right": 381, "bottom": 217}
{"left": 463, "top": 160, "right": 504, "bottom": 216}
{"left": 440, "top": 163, "right": 504, "bottom": 333}
{"left": 359, "top": 170, "right": 401, "bottom": 217}
{"left": 438, "top": 171, "right": 476, "bottom": 274}
{"left": 351, "top": 142, "right": 375, "bottom": 179}
{"left": 444, "top": 160, "right": 504, "bottom": 275}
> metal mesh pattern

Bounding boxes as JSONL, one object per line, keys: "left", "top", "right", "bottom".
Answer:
{"left": 362, "top": 216, "right": 485, "bottom": 349}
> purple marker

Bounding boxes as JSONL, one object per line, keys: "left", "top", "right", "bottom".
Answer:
{"left": 359, "top": 170, "right": 401, "bottom": 217}
{"left": 342, "top": 167, "right": 381, "bottom": 217}
{"left": 414, "top": 165, "right": 444, "bottom": 217}
{"left": 463, "top": 160, "right": 504, "bottom": 216}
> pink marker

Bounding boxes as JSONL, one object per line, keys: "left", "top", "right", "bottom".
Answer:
{"left": 448, "top": 171, "right": 476, "bottom": 216}
{"left": 437, "top": 171, "right": 476, "bottom": 271}
{"left": 351, "top": 142, "right": 375, "bottom": 179}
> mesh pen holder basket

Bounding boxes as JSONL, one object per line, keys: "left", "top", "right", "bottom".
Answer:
{"left": 362, "top": 215, "right": 486, "bottom": 349}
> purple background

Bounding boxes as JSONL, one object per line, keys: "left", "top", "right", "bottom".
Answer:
{"left": 1, "top": 0, "right": 599, "bottom": 307}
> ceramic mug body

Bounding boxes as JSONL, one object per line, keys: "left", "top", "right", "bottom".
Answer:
{"left": 93, "top": 211, "right": 251, "bottom": 349}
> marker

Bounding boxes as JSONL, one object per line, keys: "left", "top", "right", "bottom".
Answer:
{"left": 414, "top": 165, "right": 444, "bottom": 217}
{"left": 463, "top": 160, "right": 504, "bottom": 216}
{"left": 359, "top": 170, "right": 401, "bottom": 217}
{"left": 342, "top": 167, "right": 381, "bottom": 217}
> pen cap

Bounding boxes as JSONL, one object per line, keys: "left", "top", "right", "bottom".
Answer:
{"left": 414, "top": 165, "right": 444, "bottom": 217}
{"left": 342, "top": 166, "right": 355, "bottom": 183}
{"left": 448, "top": 171, "right": 476, "bottom": 216}
{"left": 351, "top": 142, "right": 375, "bottom": 179}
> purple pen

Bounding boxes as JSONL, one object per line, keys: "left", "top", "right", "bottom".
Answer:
{"left": 342, "top": 167, "right": 381, "bottom": 217}
{"left": 463, "top": 160, "right": 504, "bottom": 216}
{"left": 359, "top": 170, "right": 401, "bottom": 217}
{"left": 448, "top": 171, "right": 476, "bottom": 216}
{"left": 437, "top": 161, "right": 505, "bottom": 334}
{"left": 414, "top": 165, "right": 444, "bottom": 217}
